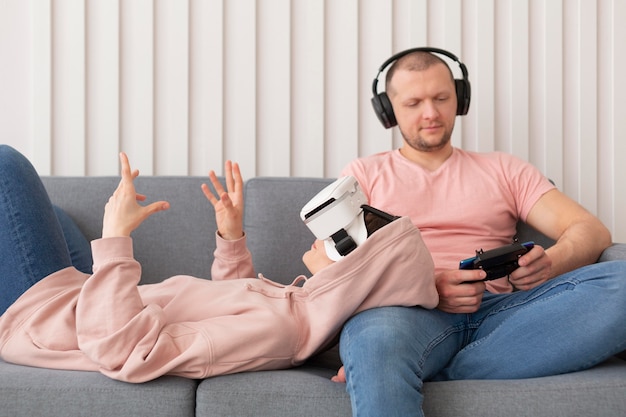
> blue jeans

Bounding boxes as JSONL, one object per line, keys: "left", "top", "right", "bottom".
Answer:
{"left": 0, "top": 145, "right": 92, "bottom": 315}
{"left": 339, "top": 261, "right": 626, "bottom": 417}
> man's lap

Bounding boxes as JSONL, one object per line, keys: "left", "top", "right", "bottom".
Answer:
{"left": 438, "top": 261, "right": 626, "bottom": 379}
{"left": 342, "top": 261, "right": 626, "bottom": 381}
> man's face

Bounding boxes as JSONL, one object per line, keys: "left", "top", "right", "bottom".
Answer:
{"left": 388, "top": 63, "right": 458, "bottom": 153}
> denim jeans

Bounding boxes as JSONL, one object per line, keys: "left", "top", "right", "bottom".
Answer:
{"left": 339, "top": 260, "right": 626, "bottom": 417}
{"left": 0, "top": 145, "right": 92, "bottom": 315}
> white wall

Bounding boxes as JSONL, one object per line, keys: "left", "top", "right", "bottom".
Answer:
{"left": 1, "top": 0, "right": 625, "bottom": 241}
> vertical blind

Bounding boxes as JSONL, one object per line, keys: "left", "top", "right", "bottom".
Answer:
{"left": 4, "top": 0, "right": 626, "bottom": 241}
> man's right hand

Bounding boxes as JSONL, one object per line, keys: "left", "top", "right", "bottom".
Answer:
{"left": 435, "top": 269, "right": 486, "bottom": 313}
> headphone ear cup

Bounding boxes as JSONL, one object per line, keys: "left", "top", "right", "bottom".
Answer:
{"left": 371, "top": 92, "right": 397, "bottom": 129}
{"left": 455, "top": 79, "right": 471, "bottom": 116}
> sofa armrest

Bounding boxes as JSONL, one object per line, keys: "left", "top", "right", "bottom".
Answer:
{"left": 598, "top": 243, "right": 626, "bottom": 263}
{"left": 596, "top": 243, "right": 626, "bottom": 362}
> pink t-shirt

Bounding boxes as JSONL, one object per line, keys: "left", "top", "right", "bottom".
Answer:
{"left": 341, "top": 148, "right": 555, "bottom": 293}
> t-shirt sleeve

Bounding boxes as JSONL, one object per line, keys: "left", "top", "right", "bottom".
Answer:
{"left": 502, "top": 153, "right": 556, "bottom": 222}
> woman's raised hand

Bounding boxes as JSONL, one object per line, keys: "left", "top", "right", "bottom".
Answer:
{"left": 102, "top": 152, "right": 170, "bottom": 238}
{"left": 202, "top": 160, "right": 244, "bottom": 241}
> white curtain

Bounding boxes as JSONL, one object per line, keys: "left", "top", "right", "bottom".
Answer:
{"left": 1, "top": 0, "right": 625, "bottom": 241}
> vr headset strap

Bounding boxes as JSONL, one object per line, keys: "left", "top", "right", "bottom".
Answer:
{"left": 330, "top": 228, "right": 357, "bottom": 256}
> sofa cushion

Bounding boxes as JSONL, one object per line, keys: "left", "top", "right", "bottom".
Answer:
{"left": 422, "top": 357, "right": 626, "bottom": 417}
{"left": 0, "top": 358, "right": 197, "bottom": 417}
{"left": 194, "top": 357, "right": 626, "bottom": 417}
{"left": 196, "top": 365, "right": 351, "bottom": 417}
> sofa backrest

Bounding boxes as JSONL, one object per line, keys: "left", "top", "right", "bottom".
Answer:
{"left": 42, "top": 176, "right": 220, "bottom": 284}
{"left": 243, "top": 177, "right": 333, "bottom": 283}
{"left": 41, "top": 176, "right": 554, "bottom": 286}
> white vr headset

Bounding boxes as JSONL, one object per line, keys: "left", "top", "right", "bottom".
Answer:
{"left": 300, "top": 176, "right": 369, "bottom": 261}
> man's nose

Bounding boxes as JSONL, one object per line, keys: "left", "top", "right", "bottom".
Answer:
{"left": 422, "top": 100, "right": 439, "bottom": 118}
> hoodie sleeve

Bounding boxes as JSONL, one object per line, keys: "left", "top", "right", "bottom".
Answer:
{"left": 210, "top": 231, "right": 256, "bottom": 280}
{"left": 75, "top": 238, "right": 214, "bottom": 382}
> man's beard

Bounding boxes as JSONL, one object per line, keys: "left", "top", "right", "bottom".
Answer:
{"left": 399, "top": 127, "right": 453, "bottom": 153}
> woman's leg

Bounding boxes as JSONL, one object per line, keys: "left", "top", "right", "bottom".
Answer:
{"left": 53, "top": 205, "right": 93, "bottom": 274}
{"left": 0, "top": 145, "right": 72, "bottom": 314}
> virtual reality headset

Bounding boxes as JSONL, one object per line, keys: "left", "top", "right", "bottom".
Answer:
{"left": 300, "top": 176, "right": 369, "bottom": 261}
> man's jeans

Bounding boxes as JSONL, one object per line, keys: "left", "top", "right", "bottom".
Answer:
{"left": 0, "top": 145, "right": 92, "bottom": 315}
{"left": 340, "top": 261, "right": 626, "bottom": 416}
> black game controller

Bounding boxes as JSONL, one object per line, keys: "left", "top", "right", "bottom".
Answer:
{"left": 459, "top": 241, "right": 534, "bottom": 280}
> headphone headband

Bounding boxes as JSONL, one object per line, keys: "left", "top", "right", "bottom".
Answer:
{"left": 371, "top": 47, "right": 471, "bottom": 128}
{"left": 375, "top": 47, "right": 467, "bottom": 77}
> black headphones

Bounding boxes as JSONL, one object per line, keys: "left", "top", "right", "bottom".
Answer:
{"left": 371, "top": 47, "right": 471, "bottom": 129}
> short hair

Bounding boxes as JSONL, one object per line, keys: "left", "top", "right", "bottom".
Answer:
{"left": 385, "top": 51, "right": 455, "bottom": 94}
{"left": 363, "top": 206, "right": 400, "bottom": 237}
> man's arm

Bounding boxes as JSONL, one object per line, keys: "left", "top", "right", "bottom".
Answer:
{"left": 512, "top": 189, "right": 612, "bottom": 289}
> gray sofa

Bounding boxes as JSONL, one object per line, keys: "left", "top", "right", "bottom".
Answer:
{"left": 1, "top": 175, "right": 624, "bottom": 417}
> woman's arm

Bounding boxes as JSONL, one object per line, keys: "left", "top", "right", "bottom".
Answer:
{"left": 102, "top": 152, "right": 170, "bottom": 238}
{"left": 75, "top": 237, "right": 217, "bottom": 382}
{"left": 202, "top": 160, "right": 244, "bottom": 241}
{"left": 203, "top": 160, "right": 255, "bottom": 279}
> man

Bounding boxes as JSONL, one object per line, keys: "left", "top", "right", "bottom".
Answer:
{"left": 334, "top": 48, "right": 626, "bottom": 416}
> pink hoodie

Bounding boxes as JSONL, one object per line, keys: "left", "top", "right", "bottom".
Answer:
{"left": 0, "top": 217, "right": 437, "bottom": 383}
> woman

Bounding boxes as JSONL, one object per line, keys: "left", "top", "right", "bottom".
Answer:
{"left": 0, "top": 145, "right": 437, "bottom": 382}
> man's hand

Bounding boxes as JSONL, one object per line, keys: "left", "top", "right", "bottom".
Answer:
{"left": 202, "top": 160, "right": 244, "bottom": 241}
{"left": 435, "top": 269, "right": 486, "bottom": 313}
{"left": 102, "top": 152, "right": 170, "bottom": 238}
{"left": 507, "top": 245, "right": 552, "bottom": 291}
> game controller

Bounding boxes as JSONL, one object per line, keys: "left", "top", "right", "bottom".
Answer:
{"left": 459, "top": 241, "right": 535, "bottom": 280}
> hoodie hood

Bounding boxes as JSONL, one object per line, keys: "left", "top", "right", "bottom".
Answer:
{"left": 294, "top": 216, "right": 438, "bottom": 359}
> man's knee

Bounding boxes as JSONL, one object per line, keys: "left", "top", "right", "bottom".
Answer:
{"left": 342, "top": 307, "right": 423, "bottom": 348}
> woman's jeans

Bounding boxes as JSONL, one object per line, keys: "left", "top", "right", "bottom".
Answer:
{"left": 0, "top": 145, "right": 92, "bottom": 315}
{"left": 340, "top": 261, "right": 626, "bottom": 417}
